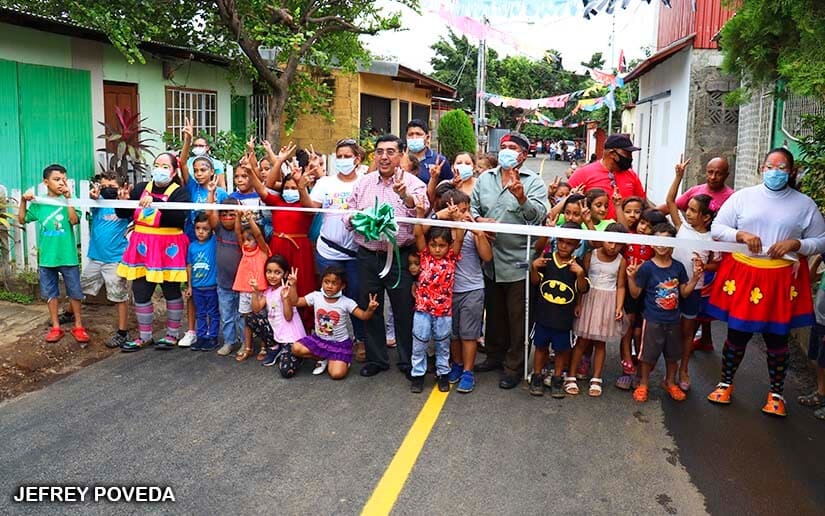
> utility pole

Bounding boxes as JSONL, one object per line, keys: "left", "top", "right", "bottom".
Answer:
{"left": 474, "top": 16, "right": 488, "bottom": 153}
{"left": 606, "top": 12, "right": 616, "bottom": 135}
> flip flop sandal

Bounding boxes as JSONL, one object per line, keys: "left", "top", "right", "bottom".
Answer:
{"left": 633, "top": 385, "right": 649, "bottom": 402}
{"left": 564, "top": 377, "right": 579, "bottom": 395}
{"left": 620, "top": 359, "right": 636, "bottom": 376}
{"left": 678, "top": 374, "right": 691, "bottom": 392}
{"left": 615, "top": 374, "right": 633, "bottom": 391}
{"left": 235, "top": 346, "right": 254, "bottom": 362}
{"left": 588, "top": 378, "right": 603, "bottom": 397}
{"left": 797, "top": 392, "right": 825, "bottom": 408}
{"left": 663, "top": 382, "right": 687, "bottom": 401}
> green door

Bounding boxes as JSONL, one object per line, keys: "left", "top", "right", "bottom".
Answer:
{"left": 0, "top": 60, "right": 22, "bottom": 192}
{"left": 231, "top": 95, "right": 248, "bottom": 139}
{"left": 16, "top": 62, "right": 93, "bottom": 193}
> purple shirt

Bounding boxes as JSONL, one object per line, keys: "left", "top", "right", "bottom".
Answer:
{"left": 676, "top": 183, "right": 734, "bottom": 213}
{"left": 345, "top": 170, "right": 428, "bottom": 252}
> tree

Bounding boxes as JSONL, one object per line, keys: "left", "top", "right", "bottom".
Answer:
{"left": 437, "top": 110, "right": 476, "bottom": 161}
{"left": 430, "top": 30, "right": 499, "bottom": 113}
{"left": 720, "top": 0, "right": 825, "bottom": 99}
{"left": 4, "top": 0, "right": 416, "bottom": 145}
{"left": 581, "top": 52, "right": 605, "bottom": 71}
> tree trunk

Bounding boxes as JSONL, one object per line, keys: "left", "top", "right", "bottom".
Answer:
{"left": 266, "top": 89, "right": 288, "bottom": 147}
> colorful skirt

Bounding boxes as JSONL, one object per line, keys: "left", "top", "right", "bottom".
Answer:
{"left": 706, "top": 253, "right": 813, "bottom": 335}
{"left": 573, "top": 287, "right": 627, "bottom": 341}
{"left": 299, "top": 334, "right": 353, "bottom": 363}
{"left": 117, "top": 226, "right": 189, "bottom": 283}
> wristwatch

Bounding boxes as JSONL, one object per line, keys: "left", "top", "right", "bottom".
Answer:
{"left": 430, "top": 212, "right": 439, "bottom": 220}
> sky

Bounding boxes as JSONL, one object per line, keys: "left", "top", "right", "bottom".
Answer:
{"left": 363, "top": 0, "right": 658, "bottom": 76}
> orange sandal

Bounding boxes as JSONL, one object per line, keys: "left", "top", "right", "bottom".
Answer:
{"left": 663, "top": 382, "right": 686, "bottom": 401}
{"left": 45, "top": 327, "right": 65, "bottom": 343}
{"left": 71, "top": 326, "right": 90, "bottom": 344}
{"left": 633, "top": 385, "right": 648, "bottom": 402}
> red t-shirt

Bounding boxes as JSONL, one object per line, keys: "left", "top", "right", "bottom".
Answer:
{"left": 568, "top": 161, "right": 646, "bottom": 219}
{"left": 622, "top": 232, "right": 653, "bottom": 266}
{"left": 414, "top": 248, "right": 460, "bottom": 317}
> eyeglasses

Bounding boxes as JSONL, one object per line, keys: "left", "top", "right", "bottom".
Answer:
{"left": 374, "top": 149, "right": 398, "bottom": 157}
{"left": 336, "top": 138, "right": 357, "bottom": 147}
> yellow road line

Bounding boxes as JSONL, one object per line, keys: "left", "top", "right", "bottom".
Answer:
{"left": 539, "top": 156, "right": 548, "bottom": 175}
{"left": 361, "top": 387, "right": 450, "bottom": 515}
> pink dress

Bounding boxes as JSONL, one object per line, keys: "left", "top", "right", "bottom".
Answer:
{"left": 574, "top": 252, "right": 627, "bottom": 341}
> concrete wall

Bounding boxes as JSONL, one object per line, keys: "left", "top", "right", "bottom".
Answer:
{"left": 634, "top": 46, "right": 692, "bottom": 204}
{"left": 287, "top": 70, "right": 360, "bottom": 154}
{"left": 0, "top": 22, "right": 252, "bottom": 157}
{"left": 733, "top": 84, "right": 774, "bottom": 189}
{"left": 683, "top": 49, "right": 739, "bottom": 189}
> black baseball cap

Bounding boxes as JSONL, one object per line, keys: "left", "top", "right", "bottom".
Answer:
{"left": 604, "top": 134, "right": 640, "bottom": 152}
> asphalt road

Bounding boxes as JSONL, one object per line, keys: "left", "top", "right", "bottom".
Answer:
{"left": 1, "top": 320, "right": 823, "bottom": 515}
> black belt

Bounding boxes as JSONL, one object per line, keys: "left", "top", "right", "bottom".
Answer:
{"left": 320, "top": 236, "right": 357, "bottom": 258}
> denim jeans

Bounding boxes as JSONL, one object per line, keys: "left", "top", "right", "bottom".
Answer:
{"left": 315, "top": 251, "right": 364, "bottom": 342}
{"left": 412, "top": 311, "right": 451, "bottom": 377}
{"left": 217, "top": 286, "right": 244, "bottom": 345}
{"left": 193, "top": 287, "right": 220, "bottom": 339}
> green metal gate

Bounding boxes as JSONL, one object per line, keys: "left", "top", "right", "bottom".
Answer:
{"left": 0, "top": 59, "right": 93, "bottom": 193}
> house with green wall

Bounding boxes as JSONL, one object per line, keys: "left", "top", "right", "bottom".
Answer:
{"left": 0, "top": 7, "right": 252, "bottom": 193}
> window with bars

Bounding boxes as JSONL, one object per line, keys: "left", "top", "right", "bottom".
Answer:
{"left": 249, "top": 94, "right": 269, "bottom": 141}
{"left": 165, "top": 87, "right": 218, "bottom": 139}
{"left": 782, "top": 93, "right": 825, "bottom": 141}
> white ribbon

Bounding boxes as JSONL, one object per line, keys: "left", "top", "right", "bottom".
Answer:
{"left": 20, "top": 196, "right": 750, "bottom": 254}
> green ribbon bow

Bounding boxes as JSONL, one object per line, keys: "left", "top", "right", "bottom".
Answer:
{"left": 351, "top": 198, "right": 401, "bottom": 288}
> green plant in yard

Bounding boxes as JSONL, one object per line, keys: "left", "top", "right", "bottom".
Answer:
{"left": 162, "top": 131, "right": 182, "bottom": 152}
{"left": 209, "top": 130, "right": 246, "bottom": 168}
{"left": 0, "top": 290, "right": 34, "bottom": 305}
{"left": 0, "top": 191, "right": 19, "bottom": 290}
{"left": 798, "top": 114, "right": 825, "bottom": 215}
{"left": 437, "top": 110, "right": 477, "bottom": 161}
{"left": 97, "top": 106, "right": 158, "bottom": 183}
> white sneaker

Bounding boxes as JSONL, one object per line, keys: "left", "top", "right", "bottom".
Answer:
{"left": 312, "top": 359, "right": 328, "bottom": 375}
{"left": 178, "top": 330, "right": 197, "bottom": 348}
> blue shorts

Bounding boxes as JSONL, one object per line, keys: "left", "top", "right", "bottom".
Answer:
{"left": 533, "top": 323, "right": 572, "bottom": 352}
{"left": 39, "top": 265, "right": 83, "bottom": 301}
{"left": 681, "top": 290, "right": 701, "bottom": 319}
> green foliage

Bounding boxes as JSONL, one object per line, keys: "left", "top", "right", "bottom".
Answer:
{"left": 437, "top": 110, "right": 476, "bottom": 161}
{"left": 3, "top": 0, "right": 417, "bottom": 145}
{"left": 16, "top": 268, "right": 39, "bottom": 286}
{"left": 720, "top": 0, "right": 825, "bottom": 99}
{"left": 162, "top": 131, "right": 182, "bottom": 152}
{"left": 0, "top": 290, "right": 34, "bottom": 305}
{"left": 96, "top": 106, "right": 157, "bottom": 182}
{"left": 797, "top": 114, "right": 825, "bottom": 214}
{"left": 209, "top": 131, "right": 246, "bottom": 167}
{"left": 581, "top": 52, "right": 605, "bottom": 70}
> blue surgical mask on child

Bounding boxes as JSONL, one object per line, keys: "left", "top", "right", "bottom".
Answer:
{"left": 763, "top": 169, "right": 789, "bottom": 191}
{"left": 455, "top": 164, "right": 474, "bottom": 180}
{"left": 282, "top": 189, "right": 300, "bottom": 203}
{"left": 326, "top": 290, "right": 343, "bottom": 298}
{"left": 152, "top": 168, "right": 172, "bottom": 185}
{"left": 498, "top": 149, "right": 519, "bottom": 170}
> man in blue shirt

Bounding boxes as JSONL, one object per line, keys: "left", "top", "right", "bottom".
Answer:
{"left": 405, "top": 119, "right": 453, "bottom": 183}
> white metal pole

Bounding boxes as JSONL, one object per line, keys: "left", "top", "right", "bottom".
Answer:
{"left": 523, "top": 235, "right": 531, "bottom": 381}
{"left": 607, "top": 13, "right": 616, "bottom": 135}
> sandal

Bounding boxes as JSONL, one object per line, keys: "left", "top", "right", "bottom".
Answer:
{"left": 678, "top": 372, "right": 691, "bottom": 392}
{"left": 235, "top": 346, "right": 254, "bottom": 362}
{"left": 615, "top": 374, "right": 633, "bottom": 391}
{"left": 564, "top": 376, "right": 579, "bottom": 395}
{"left": 256, "top": 347, "right": 268, "bottom": 361}
{"left": 815, "top": 406, "right": 825, "bottom": 420}
{"left": 633, "top": 384, "right": 648, "bottom": 402}
{"left": 45, "top": 327, "right": 65, "bottom": 343}
{"left": 589, "top": 377, "right": 603, "bottom": 397}
{"left": 663, "top": 382, "right": 687, "bottom": 401}
{"left": 620, "top": 359, "right": 636, "bottom": 376}
{"left": 797, "top": 391, "right": 825, "bottom": 408}
{"left": 71, "top": 326, "right": 90, "bottom": 347}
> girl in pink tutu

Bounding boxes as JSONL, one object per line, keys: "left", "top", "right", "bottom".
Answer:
{"left": 566, "top": 223, "right": 628, "bottom": 397}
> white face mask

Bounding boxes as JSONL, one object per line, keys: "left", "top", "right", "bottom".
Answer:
{"left": 192, "top": 146, "right": 207, "bottom": 157}
{"left": 152, "top": 167, "right": 172, "bottom": 185}
{"left": 336, "top": 158, "right": 356, "bottom": 175}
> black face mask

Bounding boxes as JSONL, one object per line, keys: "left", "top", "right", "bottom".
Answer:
{"left": 100, "top": 187, "right": 118, "bottom": 200}
{"left": 614, "top": 152, "right": 633, "bottom": 171}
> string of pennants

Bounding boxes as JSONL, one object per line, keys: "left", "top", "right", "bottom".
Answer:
{"left": 424, "top": 0, "right": 687, "bottom": 20}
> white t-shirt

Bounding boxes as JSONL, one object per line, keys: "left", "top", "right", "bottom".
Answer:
{"left": 673, "top": 224, "right": 714, "bottom": 289}
{"left": 310, "top": 174, "right": 359, "bottom": 260}
{"left": 304, "top": 291, "right": 358, "bottom": 342}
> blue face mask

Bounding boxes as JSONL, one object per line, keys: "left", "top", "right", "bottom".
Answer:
{"left": 407, "top": 138, "right": 425, "bottom": 153}
{"left": 498, "top": 149, "right": 520, "bottom": 170}
{"left": 282, "top": 189, "right": 300, "bottom": 203}
{"left": 325, "top": 289, "right": 343, "bottom": 298}
{"left": 763, "top": 169, "right": 789, "bottom": 191}
{"left": 456, "top": 164, "right": 474, "bottom": 181}
{"left": 152, "top": 167, "right": 172, "bottom": 185}
{"left": 336, "top": 158, "right": 356, "bottom": 175}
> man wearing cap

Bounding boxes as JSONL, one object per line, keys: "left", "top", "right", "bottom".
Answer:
{"left": 471, "top": 132, "right": 548, "bottom": 389}
{"left": 405, "top": 119, "right": 453, "bottom": 183}
{"left": 568, "top": 134, "right": 647, "bottom": 220}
